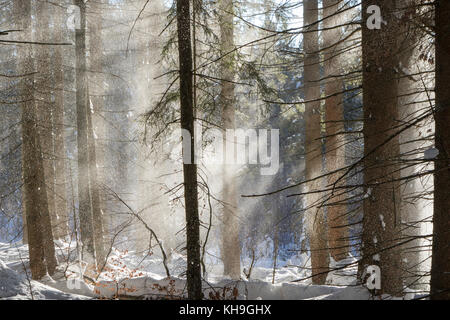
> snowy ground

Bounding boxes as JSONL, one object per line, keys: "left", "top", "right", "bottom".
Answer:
{"left": 0, "top": 240, "right": 421, "bottom": 300}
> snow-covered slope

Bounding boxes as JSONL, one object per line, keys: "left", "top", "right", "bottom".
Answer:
{"left": 0, "top": 241, "right": 421, "bottom": 300}
{"left": 0, "top": 258, "right": 89, "bottom": 300}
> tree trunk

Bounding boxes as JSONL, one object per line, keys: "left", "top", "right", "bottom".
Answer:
{"left": 220, "top": 0, "right": 241, "bottom": 279}
{"left": 35, "top": 1, "right": 59, "bottom": 252}
{"left": 431, "top": 0, "right": 450, "bottom": 300}
{"left": 32, "top": 0, "right": 58, "bottom": 276}
{"left": 15, "top": 0, "right": 57, "bottom": 279}
{"left": 323, "top": 0, "right": 349, "bottom": 262}
{"left": 396, "top": 0, "right": 432, "bottom": 292}
{"left": 87, "top": 86, "right": 106, "bottom": 266}
{"left": 75, "top": 0, "right": 96, "bottom": 264}
{"left": 51, "top": 4, "right": 69, "bottom": 240}
{"left": 359, "top": 0, "right": 404, "bottom": 296}
{"left": 303, "top": 0, "right": 329, "bottom": 285}
{"left": 87, "top": 1, "right": 106, "bottom": 267}
{"left": 176, "top": 0, "right": 202, "bottom": 299}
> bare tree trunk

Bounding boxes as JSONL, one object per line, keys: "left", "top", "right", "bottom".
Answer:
{"left": 303, "top": 0, "right": 329, "bottom": 285}
{"left": 431, "top": 0, "right": 450, "bottom": 300}
{"left": 176, "top": 0, "right": 202, "bottom": 299}
{"left": 87, "top": 86, "right": 106, "bottom": 266}
{"left": 51, "top": 4, "right": 69, "bottom": 240}
{"left": 15, "top": 0, "right": 57, "bottom": 279}
{"left": 35, "top": 131, "right": 58, "bottom": 277}
{"left": 359, "top": 0, "right": 404, "bottom": 296}
{"left": 398, "top": 51, "right": 427, "bottom": 291}
{"left": 33, "top": 0, "right": 58, "bottom": 276}
{"left": 323, "top": 0, "right": 349, "bottom": 262}
{"left": 396, "top": 0, "right": 432, "bottom": 291}
{"left": 35, "top": 1, "right": 58, "bottom": 248}
{"left": 75, "top": 0, "right": 96, "bottom": 265}
{"left": 87, "top": 0, "right": 106, "bottom": 267}
{"left": 219, "top": 0, "right": 241, "bottom": 280}
{"left": 20, "top": 73, "right": 47, "bottom": 280}
{"left": 272, "top": 226, "right": 279, "bottom": 284}
{"left": 17, "top": 36, "right": 47, "bottom": 280}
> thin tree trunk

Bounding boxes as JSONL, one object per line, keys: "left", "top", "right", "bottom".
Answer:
{"left": 431, "top": 0, "right": 450, "bottom": 300}
{"left": 51, "top": 4, "right": 69, "bottom": 240}
{"left": 75, "top": 0, "right": 96, "bottom": 265}
{"left": 87, "top": 86, "right": 105, "bottom": 266}
{"left": 359, "top": 0, "right": 404, "bottom": 296}
{"left": 176, "top": 0, "right": 202, "bottom": 299}
{"left": 303, "top": 0, "right": 329, "bottom": 285}
{"left": 323, "top": 0, "right": 349, "bottom": 262}
{"left": 219, "top": 0, "right": 241, "bottom": 279}
{"left": 87, "top": 1, "right": 106, "bottom": 266}
{"left": 272, "top": 227, "right": 279, "bottom": 284}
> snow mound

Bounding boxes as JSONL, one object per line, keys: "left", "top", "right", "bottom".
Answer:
{"left": 0, "top": 243, "right": 90, "bottom": 300}
{"left": 0, "top": 259, "right": 24, "bottom": 298}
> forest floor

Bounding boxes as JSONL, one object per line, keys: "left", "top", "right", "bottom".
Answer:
{"left": 0, "top": 240, "right": 421, "bottom": 300}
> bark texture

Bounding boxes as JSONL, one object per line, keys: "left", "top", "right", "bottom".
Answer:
{"left": 323, "top": 0, "right": 349, "bottom": 262}
{"left": 303, "top": 0, "right": 330, "bottom": 284}
{"left": 360, "top": 0, "right": 404, "bottom": 295}
{"left": 15, "top": 0, "right": 57, "bottom": 279}
{"left": 176, "top": 0, "right": 203, "bottom": 299}
{"left": 51, "top": 4, "right": 69, "bottom": 240}
{"left": 397, "top": 0, "right": 433, "bottom": 291}
{"left": 75, "top": 0, "right": 96, "bottom": 264}
{"left": 431, "top": 0, "right": 450, "bottom": 300}
{"left": 88, "top": 1, "right": 106, "bottom": 266}
{"left": 220, "top": 0, "right": 241, "bottom": 279}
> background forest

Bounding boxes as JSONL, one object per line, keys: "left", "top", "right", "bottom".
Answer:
{"left": 0, "top": 0, "right": 448, "bottom": 300}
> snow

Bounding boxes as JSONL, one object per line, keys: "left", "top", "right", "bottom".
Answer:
{"left": 424, "top": 147, "right": 439, "bottom": 160}
{"left": 379, "top": 214, "right": 386, "bottom": 230}
{"left": 0, "top": 241, "right": 424, "bottom": 300}
{"left": 0, "top": 258, "right": 88, "bottom": 300}
{"left": 326, "top": 256, "right": 359, "bottom": 287}
{"left": 307, "top": 286, "right": 371, "bottom": 300}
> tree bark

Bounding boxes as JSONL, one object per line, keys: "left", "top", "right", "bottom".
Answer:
{"left": 323, "top": 0, "right": 349, "bottom": 262}
{"left": 15, "top": 0, "right": 57, "bottom": 279}
{"left": 396, "top": 0, "right": 432, "bottom": 291}
{"left": 303, "top": 0, "right": 330, "bottom": 285}
{"left": 431, "top": 0, "right": 450, "bottom": 300}
{"left": 32, "top": 0, "right": 58, "bottom": 276}
{"left": 176, "top": 0, "right": 203, "bottom": 299}
{"left": 219, "top": 0, "right": 241, "bottom": 279}
{"left": 359, "top": 0, "right": 404, "bottom": 296}
{"left": 75, "top": 0, "right": 96, "bottom": 264}
{"left": 87, "top": 0, "right": 106, "bottom": 267}
{"left": 34, "top": 2, "right": 61, "bottom": 256}
{"left": 51, "top": 4, "right": 69, "bottom": 240}
{"left": 87, "top": 86, "right": 106, "bottom": 266}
